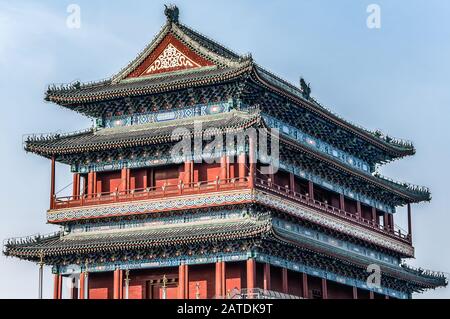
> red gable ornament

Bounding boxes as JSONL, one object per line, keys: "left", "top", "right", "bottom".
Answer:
{"left": 127, "top": 34, "right": 213, "bottom": 78}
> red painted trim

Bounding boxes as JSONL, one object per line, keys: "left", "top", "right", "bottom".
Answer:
{"left": 371, "top": 207, "right": 377, "bottom": 224}
{"left": 178, "top": 263, "right": 189, "bottom": 299}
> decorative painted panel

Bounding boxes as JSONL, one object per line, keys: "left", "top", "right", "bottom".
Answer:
{"left": 47, "top": 189, "right": 253, "bottom": 223}
{"left": 48, "top": 189, "right": 411, "bottom": 256}
{"left": 102, "top": 101, "right": 231, "bottom": 128}
{"left": 255, "top": 191, "right": 413, "bottom": 256}
{"left": 272, "top": 218, "right": 400, "bottom": 266}
{"left": 262, "top": 114, "right": 372, "bottom": 174}
{"left": 68, "top": 208, "right": 247, "bottom": 235}
{"left": 55, "top": 251, "right": 408, "bottom": 299}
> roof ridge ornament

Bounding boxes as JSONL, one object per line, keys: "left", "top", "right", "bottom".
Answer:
{"left": 300, "top": 77, "right": 311, "bottom": 100}
{"left": 164, "top": 4, "right": 179, "bottom": 24}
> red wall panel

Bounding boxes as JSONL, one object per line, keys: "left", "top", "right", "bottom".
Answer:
{"left": 327, "top": 281, "right": 354, "bottom": 299}
{"left": 130, "top": 168, "right": 147, "bottom": 190}
{"left": 287, "top": 270, "right": 302, "bottom": 297}
{"left": 188, "top": 264, "right": 215, "bottom": 299}
{"left": 225, "top": 262, "right": 245, "bottom": 294}
{"left": 88, "top": 272, "right": 113, "bottom": 299}
{"left": 154, "top": 165, "right": 182, "bottom": 187}
{"left": 96, "top": 171, "right": 121, "bottom": 194}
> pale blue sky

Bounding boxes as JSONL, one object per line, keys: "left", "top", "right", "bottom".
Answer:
{"left": 0, "top": 0, "right": 449, "bottom": 298}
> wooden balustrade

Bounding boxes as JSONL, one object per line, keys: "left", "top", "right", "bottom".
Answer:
{"left": 52, "top": 177, "right": 249, "bottom": 210}
{"left": 51, "top": 175, "right": 410, "bottom": 243}
{"left": 254, "top": 177, "right": 411, "bottom": 243}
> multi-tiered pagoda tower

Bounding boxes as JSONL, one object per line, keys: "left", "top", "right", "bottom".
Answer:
{"left": 4, "top": 6, "right": 446, "bottom": 299}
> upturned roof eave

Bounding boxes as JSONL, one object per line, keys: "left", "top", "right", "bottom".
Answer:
{"left": 23, "top": 120, "right": 429, "bottom": 205}
{"left": 271, "top": 227, "right": 446, "bottom": 290}
{"left": 250, "top": 66, "right": 416, "bottom": 160}
{"left": 257, "top": 120, "right": 430, "bottom": 205}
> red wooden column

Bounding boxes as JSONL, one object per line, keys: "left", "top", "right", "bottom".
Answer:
{"left": 246, "top": 259, "right": 256, "bottom": 293}
{"left": 388, "top": 214, "right": 394, "bottom": 232}
{"left": 93, "top": 171, "right": 97, "bottom": 195}
{"left": 148, "top": 168, "right": 154, "bottom": 188}
{"left": 221, "top": 261, "right": 226, "bottom": 297}
{"left": 302, "top": 273, "right": 309, "bottom": 298}
{"left": 113, "top": 269, "right": 121, "bottom": 299}
{"left": 238, "top": 153, "right": 246, "bottom": 182}
{"left": 352, "top": 286, "right": 358, "bottom": 299}
{"left": 215, "top": 261, "right": 225, "bottom": 298}
{"left": 184, "top": 160, "right": 192, "bottom": 186}
{"left": 383, "top": 213, "right": 389, "bottom": 230}
{"left": 53, "top": 274, "right": 62, "bottom": 299}
{"left": 356, "top": 201, "right": 362, "bottom": 219}
{"left": 87, "top": 172, "right": 94, "bottom": 198}
{"left": 120, "top": 168, "right": 127, "bottom": 193}
{"left": 126, "top": 168, "right": 130, "bottom": 192}
{"left": 339, "top": 194, "right": 345, "bottom": 211}
{"left": 263, "top": 263, "right": 271, "bottom": 291}
{"left": 308, "top": 181, "right": 314, "bottom": 201}
{"left": 371, "top": 207, "right": 377, "bottom": 225}
{"left": 72, "top": 173, "right": 80, "bottom": 199}
{"left": 118, "top": 269, "right": 123, "bottom": 299}
{"left": 50, "top": 155, "right": 56, "bottom": 209}
{"left": 289, "top": 173, "right": 295, "bottom": 194}
{"left": 79, "top": 272, "right": 86, "bottom": 299}
{"left": 178, "top": 263, "right": 189, "bottom": 299}
{"left": 143, "top": 170, "right": 148, "bottom": 189}
{"left": 321, "top": 278, "right": 328, "bottom": 299}
{"left": 407, "top": 203, "right": 412, "bottom": 241}
{"left": 369, "top": 291, "right": 375, "bottom": 299}
{"left": 248, "top": 135, "right": 256, "bottom": 188}
{"left": 282, "top": 268, "right": 289, "bottom": 294}
{"left": 220, "top": 155, "right": 227, "bottom": 182}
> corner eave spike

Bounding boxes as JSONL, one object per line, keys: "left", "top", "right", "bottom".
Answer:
{"left": 164, "top": 4, "right": 179, "bottom": 24}
{"left": 300, "top": 77, "right": 311, "bottom": 100}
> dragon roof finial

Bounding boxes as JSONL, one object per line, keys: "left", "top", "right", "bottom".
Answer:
{"left": 164, "top": 4, "right": 179, "bottom": 24}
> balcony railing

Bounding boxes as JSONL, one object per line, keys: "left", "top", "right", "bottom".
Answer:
{"left": 255, "top": 177, "right": 411, "bottom": 243}
{"left": 51, "top": 177, "right": 250, "bottom": 210}
{"left": 50, "top": 175, "right": 410, "bottom": 243}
